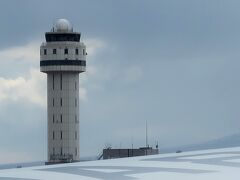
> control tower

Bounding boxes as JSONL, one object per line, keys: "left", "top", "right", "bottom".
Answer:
{"left": 40, "top": 19, "right": 86, "bottom": 164}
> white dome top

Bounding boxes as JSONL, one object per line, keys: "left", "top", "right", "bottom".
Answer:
{"left": 54, "top": 19, "right": 72, "bottom": 32}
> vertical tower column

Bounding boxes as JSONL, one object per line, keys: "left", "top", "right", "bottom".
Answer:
{"left": 40, "top": 19, "right": 86, "bottom": 164}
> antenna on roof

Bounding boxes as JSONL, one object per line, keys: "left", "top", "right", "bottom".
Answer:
{"left": 52, "top": 20, "right": 55, "bottom": 32}
{"left": 131, "top": 136, "right": 134, "bottom": 149}
{"left": 146, "top": 120, "right": 148, "bottom": 148}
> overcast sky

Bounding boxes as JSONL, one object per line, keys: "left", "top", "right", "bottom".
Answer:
{"left": 1, "top": 0, "right": 240, "bottom": 163}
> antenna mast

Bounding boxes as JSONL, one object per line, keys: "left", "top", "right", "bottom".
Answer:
{"left": 146, "top": 120, "right": 148, "bottom": 148}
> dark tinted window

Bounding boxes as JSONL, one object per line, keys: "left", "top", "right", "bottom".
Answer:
{"left": 64, "top": 48, "right": 68, "bottom": 54}
{"left": 45, "top": 33, "right": 80, "bottom": 42}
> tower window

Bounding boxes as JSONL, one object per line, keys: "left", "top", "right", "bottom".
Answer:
{"left": 44, "top": 49, "right": 47, "bottom": 55}
{"left": 64, "top": 48, "right": 68, "bottom": 54}
{"left": 53, "top": 74, "right": 54, "bottom": 90}
{"left": 75, "top": 114, "right": 78, "bottom": 123}
{"left": 75, "top": 48, "right": 78, "bottom": 55}
{"left": 61, "top": 131, "right": 63, "bottom": 139}
{"left": 53, "top": 49, "right": 56, "bottom": 54}
{"left": 75, "top": 131, "right": 77, "bottom": 140}
{"left": 61, "top": 114, "right": 62, "bottom": 123}
{"left": 75, "top": 147, "right": 77, "bottom": 156}
{"left": 83, "top": 49, "right": 85, "bottom": 55}
{"left": 60, "top": 74, "right": 62, "bottom": 90}
{"left": 53, "top": 131, "right": 55, "bottom": 140}
{"left": 60, "top": 98, "right": 62, "bottom": 106}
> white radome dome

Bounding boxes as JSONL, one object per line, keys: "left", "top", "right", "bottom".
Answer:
{"left": 55, "top": 19, "right": 72, "bottom": 32}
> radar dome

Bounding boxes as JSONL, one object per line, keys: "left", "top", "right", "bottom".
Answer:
{"left": 55, "top": 19, "right": 72, "bottom": 32}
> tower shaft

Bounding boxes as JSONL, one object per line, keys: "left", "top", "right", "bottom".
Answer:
{"left": 47, "top": 72, "right": 79, "bottom": 162}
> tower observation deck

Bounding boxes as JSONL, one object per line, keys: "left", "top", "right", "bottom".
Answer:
{"left": 40, "top": 19, "right": 86, "bottom": 164}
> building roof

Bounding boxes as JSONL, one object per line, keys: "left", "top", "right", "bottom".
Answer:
{"left": 1, "top": 146, "right": 240, "bottom": 179}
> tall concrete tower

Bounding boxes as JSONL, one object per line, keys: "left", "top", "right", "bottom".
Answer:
{"left": 40, "top": 19, "right": 86, "bottom": 164}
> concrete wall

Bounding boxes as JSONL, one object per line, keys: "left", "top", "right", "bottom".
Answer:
{"left": 40, "top": 42, "right": 86, "bottom": 61}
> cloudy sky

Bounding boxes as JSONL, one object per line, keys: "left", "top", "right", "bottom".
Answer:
{"left": 1, "top": 0, "right": 240, "bottom": 163}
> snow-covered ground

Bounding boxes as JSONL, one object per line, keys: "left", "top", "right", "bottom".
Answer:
{"left": 1, "top": 147, "right": 240, "bottom": 179}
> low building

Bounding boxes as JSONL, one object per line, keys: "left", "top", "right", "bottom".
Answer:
{"left": 103, "top": 147, "right": 159, "bottom": 159}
